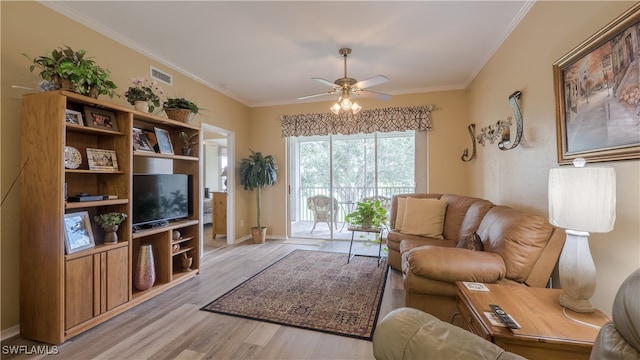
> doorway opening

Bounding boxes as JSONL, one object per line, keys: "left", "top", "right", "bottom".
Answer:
{"left": 201, "top": 123, "right": 235, "bottom": 255}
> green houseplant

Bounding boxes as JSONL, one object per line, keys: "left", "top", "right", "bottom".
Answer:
{"left": 94, "top": 212, "right": 127, "bottom": 244}
{"left": 178, "top": 131, "right": 199, "bottom": 156}
{"left": 24, "top": 46, "right": 117, "bottom": 98}
{"left": 124, "top": 77, "right": 163, "bottom": 112}
{"left": 344, "top": 199, "right": 388, "bottom": 230}
{"left": 239, "top": 150, "right": 278, "bottom": 243}
{"left": 163, "top": 97, "right": 200, "bottom": 123}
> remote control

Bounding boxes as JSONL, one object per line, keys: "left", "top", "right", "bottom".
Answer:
{"left": 489, "top": 304, "right": 520, "bottom": 329}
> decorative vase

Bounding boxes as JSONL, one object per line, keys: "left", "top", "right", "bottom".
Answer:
{"left": 134, "top": 100, "right": 150, "bottom": 113}
{"left": 103, "top": 225, "right": 119, "bottom": 244}
{"left": 180, "top": 253, "right": 193, "bottom": 272}
{"left": 134, "top": 244, "right": 156, "bottom": 291}
{"left": 251, "top": 227, "right": 267, "bottom": 244}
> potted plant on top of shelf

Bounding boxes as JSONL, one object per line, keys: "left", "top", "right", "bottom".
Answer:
{"left": 163, "top": 97, "right": 199, "bottom": 123}
{"left": 24, "top": 46, "right": 117, "bottom": 98}
{"left": 94, "top": 212, "right": 127, "bottom": 244}
{"left": 124, "top": 77, "right": 163, "bottom": 113}
{"left": 239, "top": 149, "right": 278, "bottom": 243}
{"left": 178, "top": 131, "right": 199, "bottom": 156}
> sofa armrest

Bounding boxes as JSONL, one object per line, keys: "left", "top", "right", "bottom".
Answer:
{"left": 405, "top": 246, "right": 506, "bottom": 283}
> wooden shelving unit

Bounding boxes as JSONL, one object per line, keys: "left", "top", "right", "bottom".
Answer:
{"left": 20, "top": 90, "right": 202, "bottom": 344}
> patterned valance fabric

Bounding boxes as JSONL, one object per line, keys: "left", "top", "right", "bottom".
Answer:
{"left": 281, "top": 105, "right": 434, "bottom": 137}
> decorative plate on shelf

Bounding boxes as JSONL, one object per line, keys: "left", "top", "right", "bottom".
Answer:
{"left": 64, "top": 146, "right": 82, "bottom": 169}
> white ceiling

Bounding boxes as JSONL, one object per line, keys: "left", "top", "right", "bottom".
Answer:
{"left": 44, "top": 1, "right": 533, "bottom": 108}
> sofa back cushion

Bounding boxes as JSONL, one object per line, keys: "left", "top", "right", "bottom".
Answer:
{"left": 400, "top": 197, "right": 448, "bottom": 238}
{"left": 390, "top": 193, "right": 441, "bottom": 230}
{"left": 440, "top": 195, "right": 490, "bottom": 241}
{"left": 458, "top": 199, "right": 494, "bottom": 241}
{"left": 477, "top": 206, "right": 553, "bottom": 283}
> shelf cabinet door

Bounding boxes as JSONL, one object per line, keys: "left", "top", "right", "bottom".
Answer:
{"left": 65, "top": 247, "right": 129, "bottom": 330}
{"left": 65, "top": 255, "right": 95, "bottom": 330}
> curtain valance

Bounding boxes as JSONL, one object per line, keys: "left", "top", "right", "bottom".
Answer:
{"left": 280, "top": 105, "right": 434, "bottom": 137}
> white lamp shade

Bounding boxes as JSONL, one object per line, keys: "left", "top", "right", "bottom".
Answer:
{"left": 548, "top": 166, "right": 616, "bottom": 233}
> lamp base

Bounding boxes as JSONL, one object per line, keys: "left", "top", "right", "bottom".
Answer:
{"left": 559, "top": 292, "right": 594, "bottom": 313}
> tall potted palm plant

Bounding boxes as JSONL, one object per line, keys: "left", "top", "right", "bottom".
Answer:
{"left": 239, "top": 150, "right": 278, "bottom": 243}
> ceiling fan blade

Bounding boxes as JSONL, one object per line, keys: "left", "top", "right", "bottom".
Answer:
{"left": 354, "top": 75, "right": 388, "bottom": 89}
{"left": 354, "top": 89, "right": 392, "bottom": 101}
{"left": 297, "top": 90, "right": 338, "bottom": 100}
{"left": 312, "top": 78, "right": 338, "bottom": 88}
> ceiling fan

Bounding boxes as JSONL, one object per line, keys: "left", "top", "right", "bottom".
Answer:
{"left": 298, "top": 48, "right": 391, "bottom": 114}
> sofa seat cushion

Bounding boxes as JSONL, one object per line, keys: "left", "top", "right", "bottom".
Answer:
{"left": 400, "top": 238, "right": 454, "bottom": 255}
{"left": 405, "top": 246, "right": 506, "bottom": 284}
{"left": 477, "top": 206, "right": 553, "bottom": 283}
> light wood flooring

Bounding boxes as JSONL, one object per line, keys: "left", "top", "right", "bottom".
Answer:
{"left": 2, "top": 239, "right": 405, "bottom": 359}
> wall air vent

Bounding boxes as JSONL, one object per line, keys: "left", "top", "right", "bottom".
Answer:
{"left": 150, "top": 66, "right": 173, "bottom": 86}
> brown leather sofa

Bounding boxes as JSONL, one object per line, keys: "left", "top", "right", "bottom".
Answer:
{"left": 387, "top": 193, "right": 565, "bottom": 321}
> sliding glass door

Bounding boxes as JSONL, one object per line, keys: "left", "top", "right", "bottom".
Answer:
{"left": 289, "top": 131, "right": 416, "bottom": 240}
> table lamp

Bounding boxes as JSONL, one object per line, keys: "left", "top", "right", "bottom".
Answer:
{"left": 548, "top": 158, "right": 616, "bottom": 312}
{"left": 220, "top": 167, "right": 228, "bottom": 191}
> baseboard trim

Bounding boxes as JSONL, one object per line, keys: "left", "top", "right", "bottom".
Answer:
{"left": 1, "top": 324, "right": 20, "bottom": 341}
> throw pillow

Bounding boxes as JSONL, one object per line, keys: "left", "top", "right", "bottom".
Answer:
{"left": 456, "top": 232, "right": 484, "bottom": 251}
{"left": 400, "top": 197, "right": 448, "bottom": 238}
{"left": 395, "top": 197, "right": 407, "bottom": 231}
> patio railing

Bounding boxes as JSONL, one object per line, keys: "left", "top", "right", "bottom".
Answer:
{"left": 296, "top": 186, "right": 415, "bottom": 222}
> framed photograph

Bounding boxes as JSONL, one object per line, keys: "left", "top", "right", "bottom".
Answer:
{"left": 154, "top": 127, "right": 174, "bottom": 155}
{"left": 63, "top": 211, "right": 95, "bottom": 254}
{"left": 86, "top": 148, "right": 119, "bottom": 171}
{"left": 132, "top": 128, "right": 155, "bottom": 152}
{"left": 83, "top": 106, "right": 119, "bottom": 131}
{"left": 553, "top": 3, "right": 640, "bottom": 163}
{"left": 65, "top": 109, "right": 83, "bottom": 126}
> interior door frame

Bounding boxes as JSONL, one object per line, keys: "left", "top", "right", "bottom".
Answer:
{"left": 201, "top": 123, "right": 235, "bottom": 253}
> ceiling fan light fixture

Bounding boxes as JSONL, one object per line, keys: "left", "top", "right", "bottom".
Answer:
{"left": 350, "top": 102, "right": 362, "bottom": 114}
{"left": 340, "top": 97, "right": 352, "bottom": 110}
{"left": 330, "top": 103, "right": 341, "bottom": 114}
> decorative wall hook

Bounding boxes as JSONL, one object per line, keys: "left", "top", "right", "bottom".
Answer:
{"left": 499, "top": 91, "right": 523, "bottom": 151}
{"left": 461, "top": 123, "right": 476, "bottom": 162}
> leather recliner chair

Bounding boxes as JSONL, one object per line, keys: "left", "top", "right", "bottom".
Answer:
{"left": 373, "top": 268, "right": 640, "bottom": 360}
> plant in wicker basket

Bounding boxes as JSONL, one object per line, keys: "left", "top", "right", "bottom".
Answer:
{"left": 163, "top": 98, "right": 199, "bottom": 123}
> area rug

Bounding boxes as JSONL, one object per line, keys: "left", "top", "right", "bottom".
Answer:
{"left": 201, "top": 250, "right": 388, "bottom": 340}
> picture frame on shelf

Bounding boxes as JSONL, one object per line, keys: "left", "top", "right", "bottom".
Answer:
{"left": 65, "top": 109, "right": 83, "bottom": 126}
{"left": 553, "top": 3, "right": 640, "bottom": 163}
{"left": 86, "top": 148, "right": 119, "bottom": 171}
{"left": 63, "top": 211, "right": 95, "bottom": 254}
{"left": 132, "top": 128, "right": 155, "bottom": 152}
{"left": 154, "top": 127, "right": 174, "bottom": 155}
{"left": 83, "top": 106, "right": 119, "bottom": 131}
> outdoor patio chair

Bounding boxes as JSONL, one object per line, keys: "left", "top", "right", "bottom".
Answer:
{"left": 307, "top": 195, "right": 338, "bottom": 233}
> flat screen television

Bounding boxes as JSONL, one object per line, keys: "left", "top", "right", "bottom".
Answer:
{"left": 132, "top": 174, "right": 193, "bottom": 227}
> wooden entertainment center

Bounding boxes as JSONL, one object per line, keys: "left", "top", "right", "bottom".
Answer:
{"left": 20, "top": 90, "right": 202, "bottom": 344}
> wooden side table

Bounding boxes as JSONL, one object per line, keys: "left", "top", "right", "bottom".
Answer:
{"left": 455, "top": 282, "right": 609, "bottom": 360}
{"left": 347, "top": 226, "right": 383, "bottom": 265}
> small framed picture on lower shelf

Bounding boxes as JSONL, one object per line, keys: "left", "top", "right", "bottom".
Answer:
{"left": 154, "top": 127, "right": 174, "bottom": 155}
{"left": 133, "top": 128, "right": 155, "bottom": 152}
{"left": 64, "top": 211, "right": 95, "bottom": 254}
{"left": 86, "top": 148, "right": 119, "bottom": 171}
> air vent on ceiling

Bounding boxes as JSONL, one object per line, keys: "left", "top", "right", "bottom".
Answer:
{"left": 150, "top": 66, "right": 172, "bottom": 86}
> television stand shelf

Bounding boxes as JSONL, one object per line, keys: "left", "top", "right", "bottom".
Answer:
{"left": 20, "top": 90, "right": 202, "bottom": 345}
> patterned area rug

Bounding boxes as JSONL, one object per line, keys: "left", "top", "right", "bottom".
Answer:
{"left": 201, "top": 250, "right": 388, "bottom": 340}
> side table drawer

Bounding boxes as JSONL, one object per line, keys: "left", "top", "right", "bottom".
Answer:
{"left": 457, "top": 297, "right": 491, "bottom": 341}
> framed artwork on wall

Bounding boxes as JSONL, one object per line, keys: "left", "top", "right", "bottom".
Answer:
{"left": 553, "top": 3, "right": 640, "bottom": 164}
{"left": 63, "top": 211, "right": 95, "bottom": 254}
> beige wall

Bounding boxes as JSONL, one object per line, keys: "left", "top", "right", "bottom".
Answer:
{"left": 247, "top": 90, "right": 469, "bottom": 237}
{"left": 3, "top": 0, "right": 639, "bottom": 333}
{"left": 1, "top": 2, "right": 251, "bottom": 330}
{"left": 467, "top": 1, "right": 640, "bottom": 315}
